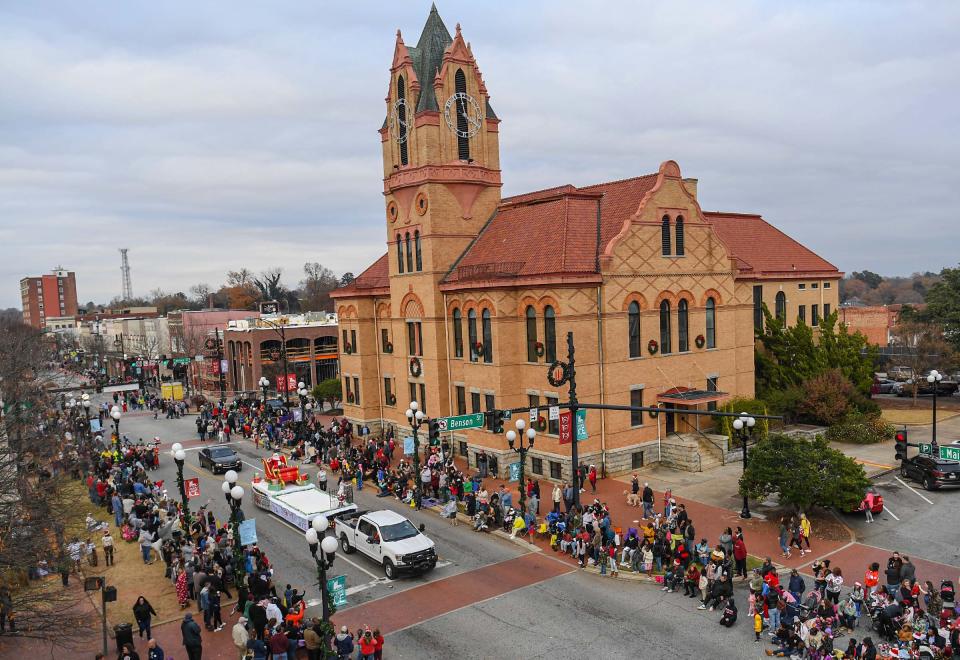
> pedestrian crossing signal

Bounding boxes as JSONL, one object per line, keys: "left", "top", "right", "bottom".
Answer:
{"left": 894, "top": 429, "right": 907, "bottom": 460}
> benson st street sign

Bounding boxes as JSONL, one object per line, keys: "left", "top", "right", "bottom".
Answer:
{"left": 436, "top": 412, "right": 485, "bottom": 432}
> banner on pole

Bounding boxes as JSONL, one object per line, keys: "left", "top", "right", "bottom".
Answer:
{"left": 185, "top": 478, "right": 200, "bottom": 499}
{"left": 508, "top": 461, "right": 521, "bottom": 482}
{"left": 403, "top": 436, "right": 415, "bottom": 455}
{"left": 239, "top": 519, "right": 258, "bottom": 545}
{"left": 327, "top": 575, "right": 347, "bottom": 607}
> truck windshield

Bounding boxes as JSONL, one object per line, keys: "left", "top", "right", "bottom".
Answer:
{"left": 379, "top": 520, "right": 419, "bottom": 542}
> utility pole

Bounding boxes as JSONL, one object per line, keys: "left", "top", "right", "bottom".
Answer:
{"left": 216, "top": 328, "right": 226, "bottom": 403}
{"left": 565, "top": 331, "right": 582, "bottom": 509}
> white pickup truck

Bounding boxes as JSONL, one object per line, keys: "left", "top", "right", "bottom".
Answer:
{"left": 334, "top": 509, "right": 437, "bottom": 579}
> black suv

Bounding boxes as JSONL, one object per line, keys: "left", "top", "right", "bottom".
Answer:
{"left": 900, "top": 455, "right": 960, "bottom": 490}
{"left": 198, "top": 446, "right": 242, "bottom": 474}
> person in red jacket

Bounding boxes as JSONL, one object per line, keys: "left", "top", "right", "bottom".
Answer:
{"left": 588, "top": 465, "right": 598, "bottom": 492}
{"left": 357, "top": 627, "right": 377, "bottom": 659}
{"left": 733, "top": 536, "right": 748, "bottom": 580}
{"left": 372, "top": 628, "right": 384, "bottom": 660}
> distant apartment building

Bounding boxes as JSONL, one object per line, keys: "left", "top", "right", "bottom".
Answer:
{"left": 839, "top": 303, "right": 915, "bottom": 347}
{"left": 20, "top": 268, "right": 78, "bottom": 329}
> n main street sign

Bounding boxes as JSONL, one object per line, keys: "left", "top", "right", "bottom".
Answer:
{"left": 436, "top": 412, "right": 485, "bottom": 432}
{"left": 918, "top": 443, "right": 960, "bottom": 462}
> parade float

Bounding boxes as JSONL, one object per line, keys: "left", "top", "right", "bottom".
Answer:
{"left": 250, "top": 453, "right": 356, "bottom": 530}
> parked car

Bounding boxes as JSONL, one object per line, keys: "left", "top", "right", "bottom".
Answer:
{"left": 888, "top": 366, "right": 914, "bottom": 381}
{"left": 871, "top": 378, "right": 897, "bottom": 395}
{"left": 900, "top": 455, "right": 960, "bottom": 490}
{"left": 896, "top": 378, "right": 959, "bottom": 397}
{"left": 335, "top": 509, "right": 437, "bottom": 579}
{"left": 198, "top": 446, "right": 242, "bottom": 474}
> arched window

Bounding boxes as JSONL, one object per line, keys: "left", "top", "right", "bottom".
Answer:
{"left": 775, "top": 291, "right": 787, "bottom": 321}
{"left": 544, "top": 306, "right": 557, "bottom": 362}
{"left": 397, "top": 234, "right": 404, "bottom": 274}
{"left": 455, "top": 69, "right": 470, "bottom": 161}
{"left": 414, "top": 231, "right": 422, "bottom": 271}
{"left": 405, "top": 232, "right": 413, "bottom": 273}
{"left": 675, "top": 215, "right": 685, "bottom": 256}
{"left": 661, "top": 215, "right": 671, "bottom": 256}
{"left": 397, "top": 75, "right": 408, "bottom": 166}
{"left": 659, "top": 300, "right": 672, "bottom": 354}
{"left": 481, "top": 309, "right": 492, "bottom": 363}
{"left": 452, "top": 308, "right": 463, "bottom": 358}
{"left": 706, "top": 297, "right": 716, "bottom": 349}
{"left": 467, "top": 309, "right": 478, "bottom": 362}
{"left": 525, "top": 306, "right": 538, "bottom": 362}
{"left": 628, "top": 301, "right": 641, "bottom": 358}
{"left": 678, "top": 299, "right": 689, "bottom": 352}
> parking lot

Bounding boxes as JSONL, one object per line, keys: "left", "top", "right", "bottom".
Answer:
{"left": 840, "top": 472, "right": 960, "bottom": 571}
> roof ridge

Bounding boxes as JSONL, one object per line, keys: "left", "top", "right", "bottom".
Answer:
{"left": 502, "top": 183, "right": 575, "bottom": 202}
{"left": 579, "top": 171, "right": 659, "bottom": 190}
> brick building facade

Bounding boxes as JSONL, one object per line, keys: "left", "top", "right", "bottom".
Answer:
{"left": 20, "top": 268, "right": 78, "bottom": 329}
{"left": 331, "top": 8, "right": 841, "bottom": 479}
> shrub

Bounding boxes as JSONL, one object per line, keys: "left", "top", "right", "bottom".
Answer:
{"left": 825, "top": 411, "right": 895, "bottom": 444}
{"left": 797, "top": 369, "right": 856, "bottom": 425}
{"left": 719, "top": 397, "right": 770, "bottom": 448}
{"left": 764, "top": 385, "right": 804, "bottom": 423}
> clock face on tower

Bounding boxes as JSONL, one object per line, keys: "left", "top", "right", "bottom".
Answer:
{"left": 443, "top": 91, "right": 482, "bottom": 138}
{"left": 388, "top": 98, "right": 408, "bottom": 143}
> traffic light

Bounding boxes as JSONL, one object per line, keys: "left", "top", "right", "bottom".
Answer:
{"left": 492, "top": 410, "right": 507, "bottom": 434}
{"left": 428, "top": 418, "right": 441, "bottom": 446}
{"left": 895, "top": 428, "right": 908, "bottom": 461}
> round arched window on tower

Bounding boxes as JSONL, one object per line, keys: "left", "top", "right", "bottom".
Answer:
{"left": 415, "top": 192, "right": 428, "bottom": 216}
{"left": 387, "top": 201, "right": 399, "bottom": 222}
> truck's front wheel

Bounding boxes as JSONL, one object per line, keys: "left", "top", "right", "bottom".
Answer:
{"left": 340, "top": 535, "right": 354, "bottom": 554}
{"left": 383, "top": 559, "right": 396, "bottom": 579}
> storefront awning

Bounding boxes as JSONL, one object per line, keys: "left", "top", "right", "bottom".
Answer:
{"left": 657, "top": 386, "right": 729, "bottom": 406}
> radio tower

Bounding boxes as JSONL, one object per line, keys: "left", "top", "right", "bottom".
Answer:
{"left": 119, "top": 248, "right": 133, "bottom": 300}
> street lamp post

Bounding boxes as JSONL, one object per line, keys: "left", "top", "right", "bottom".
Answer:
{"left": 82, "top": 394, "right": 91, "bottom": 440}
{"left": 405, "top": 401, "right": 425, "bottom": 509}
{"left": 222, "top": 471, "right": 246, "bottom": 586}
{"left": 733, "top": 412, "right": 756, "bottom": 519}
{"left": 170, "top": 443, "right": 192, "bottom": 528}
{"left": 259, "top": 376, "right": 270, "bottom": 406}
{"left": 928, "top": 370, "right": 942, "bottom": 452}
{"left": 507, "top": 419, "right": 536, "bottom": 515}
{"left": 305, "top": 515, "right": 339, "bottom": 655}
{"left": 297, "top": 382, "right": 308, "bottom": 431}
{"left": 110, "top": 405, "right": 122, "bottom": 455}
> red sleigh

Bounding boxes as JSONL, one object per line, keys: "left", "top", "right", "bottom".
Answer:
{"left": 262, "top": 453, "right": 307, "bottom": 486}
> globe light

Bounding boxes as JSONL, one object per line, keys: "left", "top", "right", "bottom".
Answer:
{"left": 527, "top": 428, "right": 537, "bottom": 443}
{"left": 111, "top": 410, "right": 121, "bottom": 420}
{"left": 174, "top": 450, "right": 186, "bottom": 462}
{"left": 746, "top": 416, "right": 756, "bottom": 428}
{"left": 230, "top": 485, "right": 244, "bottom": 501}
{"left": 515, "top": 418, "right": 526, "bottom": 431}
{"left": 415, "top": 410, "right": 425, "bottom": 421}
{"left": 733, "top": 419, "right": 744, "bottom": 431}
{"left": 224, "top": 470, "right": 239, "bottom": 484}
{"left": 405, "top": 409, "right": 413, "bottom": 419}
{"left": 171, "top": 442, "right": 183, "bottom": 453}
{"left": 312, "top": 515, "right": 329, "bottom": 532}
{"left": 409, "top": 400, "right": 418, "bottom": 411}
{"left": 221, "top": 481, "right": 231, "bottom": 493}
{"left": 298, "top": 381, "right": 305, "bottom": 390}
{"left": 320, "top": 536, "right": 338, "bottom": 555}
{"left": 305, "top": 528, "right": 318, "bottom": 545}
{"left": 506, "top": 430, "right": 517, "bottom": 447}
{"left": 111, "top": 405, "right": 120, "bottom": 414}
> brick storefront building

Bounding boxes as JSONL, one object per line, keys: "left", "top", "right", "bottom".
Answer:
{"left": 331, "top": 8, "right": 841, "bottom": 479}
{"left": 20, "top": 268, "right": 78, "bottom": 329}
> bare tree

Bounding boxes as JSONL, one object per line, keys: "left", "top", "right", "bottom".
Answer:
{"left": 890, "top": 320, "right": 957, "bottom": 403}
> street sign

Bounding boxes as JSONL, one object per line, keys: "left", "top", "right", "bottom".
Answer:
{"left": 327, "top": 575, "right": 347, "bottom": 608}
{"left": 549, "top": 406, "right": 559, "bottom": 421}
{"left": 508, "top": 462, "right": 521, "bottom": 482}
{"left": 436, "top": 412, "right": 485, "bottom": 432}
{"left": 529, "top": 408, "right": 537, "bottom": 423}
{"left": 185, "top": 478, "right": 200, "bottom": 499}
{"left": 918, "top": 444, "right": 960, "bottom": 462}
{"left": 172, "top": 357, "right": 192, "bottom": 365}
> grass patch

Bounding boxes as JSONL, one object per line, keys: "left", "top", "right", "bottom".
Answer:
{"left": 63, "top": 481, "right": 182, "bottom": 627}
{"left": 880, "top": 408, "right": 957, "bottom": 426}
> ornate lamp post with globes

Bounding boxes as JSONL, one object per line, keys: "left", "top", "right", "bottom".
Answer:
{"left": 169, "top": 443, "right": 192, "bottom": 528}
{"left": 222, "top": 470, "right": 246, "bottom": 584}
{"left": 733, "top": 412, "right": 756, "bottom": 519}
{"left": 507, "top": 418, "right": 536, "bottom": 514}
{"left": 928, "top": 369, "right": 943, "bottom": 452}
{"left": 304, "top": 515, "right": 339, "bottom": 654}
{"left": 259, "top": 376, "right": 270, "bottom": 406}
{"left": 110, "top": 405, "right": 122, "bottom": 455}
{"left": 405, "top": 401, "right": 425, "bottom": 509}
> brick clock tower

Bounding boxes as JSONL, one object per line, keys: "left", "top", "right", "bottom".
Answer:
{"left": 380, "top": 7, "right": 500, "bottom": 413}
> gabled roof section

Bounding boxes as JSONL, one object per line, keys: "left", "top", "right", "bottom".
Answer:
{"left": 704, "top": 212, "right": 841, "bottom": 278}
{"left": 330, "top": 253, "right": 390, "bottom": 299}
{"left": 408, "top": 4, "right": 453, "bottom": 113}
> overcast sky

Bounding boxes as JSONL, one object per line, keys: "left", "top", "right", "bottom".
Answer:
{"left": 2, "top": 1, "right": 958, "bottom": 309}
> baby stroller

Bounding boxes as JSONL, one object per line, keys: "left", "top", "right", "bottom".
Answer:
{"left": 941, "top": 580, "right": 955, "bottom": 605}
{"left": 798, "top": 589, "right": 822, "bottom": 619}
{"left": 473, "top": 511, "right": 489, "bottom": 533}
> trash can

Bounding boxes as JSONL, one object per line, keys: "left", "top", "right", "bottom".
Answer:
{"left": 114, "top": 622, "right": 133, "bottom": 652}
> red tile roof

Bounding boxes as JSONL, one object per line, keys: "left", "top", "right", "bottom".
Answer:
{"left": 330, "top": 252, "right": 390, "bottom": 298}
{"left": 703, "top": 212, "right": 840, "bottom": 278}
